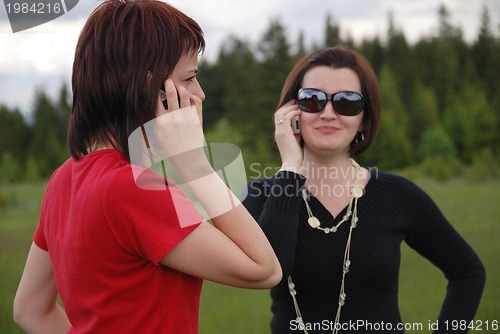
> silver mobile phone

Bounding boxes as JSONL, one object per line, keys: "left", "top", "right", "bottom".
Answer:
{"left": 292, "top": 115, "right": 301, "bottom": 134}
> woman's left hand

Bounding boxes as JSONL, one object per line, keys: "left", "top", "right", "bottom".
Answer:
{"left": 274, "top": 100, "right": 303, "bottom": 173}
{"left": 151, "top": 79, "right": 204, "bottom": 158}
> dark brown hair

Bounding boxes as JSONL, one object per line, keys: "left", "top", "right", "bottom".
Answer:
{"left": 278, "top": 46, "right": 381, "bottom": 157}
{"left": 68, "top": 0, "right": 205, "bottom": 160}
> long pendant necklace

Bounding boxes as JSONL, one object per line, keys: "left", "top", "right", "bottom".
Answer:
{"left": 288, "top": 159, "right": 364, "bottom": 334}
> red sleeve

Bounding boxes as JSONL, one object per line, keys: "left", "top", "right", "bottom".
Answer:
{"left": 33, "top": 222, "right": 48, "bottom": 250}
{"left": 33, "top": 169, "right": 61, "bottom": 251}
{"left": 103, "top": 167, "right": 203, "bottom": 265}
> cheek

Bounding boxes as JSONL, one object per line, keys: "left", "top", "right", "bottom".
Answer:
{"left": 298, "top": 115, "right": 317, "bottom": 143}
{"left": 297, "top": 114, "right": 313, "bottom": 129}
{"left": 298, "top": 113, "right": 316, "bottom": 127}
{"left": 341, "top": 115, "right": 364, "bottom": 132}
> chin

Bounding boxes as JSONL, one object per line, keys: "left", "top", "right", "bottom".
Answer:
{"left": 312, "top": 140, "right": 344, "bottom": 151}
{"left": 310, "top": 144, "right": 347, "bottom": 156}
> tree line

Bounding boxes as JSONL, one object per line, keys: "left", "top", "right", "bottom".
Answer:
{"left": 1, "top": 4, "right": 499, "bottom": 183}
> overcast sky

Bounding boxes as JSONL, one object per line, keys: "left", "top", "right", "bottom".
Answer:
{"left": 0, "top": 0, "right": 498, "bottom": 116}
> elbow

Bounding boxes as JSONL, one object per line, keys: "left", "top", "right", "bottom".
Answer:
{"left": 12, "top": 310, "right": 21, "bottom": 328}
{"left": 468, "top": 256, "right": 487, "bottom": 292}
{"left": 261, "top": 264, "right": 283, "bottom": 289}
{"left": 249, "top": 261, "right": 283, "bottom": 289}
{"left": 13, "top": 296, "right": 22, "bottom": 324}
{"left": 13, "top": 295, "right": 37, "bottom": 331}
{"left": 269, "top": 265, "right": 284, "bottom": 287}
{"left": 218, "top": 258, "right": 283, "bottom": 289}
{"left": 13, "top": 302, "right": 29, "bottom": 330}
{"left": 13, "top": 314, "right": 28, "bottom": 331}
{"left": 228, "top": 259, "right": 283, "bottom": 289}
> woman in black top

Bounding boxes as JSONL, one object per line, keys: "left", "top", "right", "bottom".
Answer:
{"left": 242, "top": 46, "right": 485, "bottom": 333}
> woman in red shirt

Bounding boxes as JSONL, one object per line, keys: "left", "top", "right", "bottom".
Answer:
{"left": 13, "top": 1, "right": 282, "bottom": 333}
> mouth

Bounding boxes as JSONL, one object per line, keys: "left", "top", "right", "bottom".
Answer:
{"left": 316, "top": 126, "right": 340, "bottom": 134}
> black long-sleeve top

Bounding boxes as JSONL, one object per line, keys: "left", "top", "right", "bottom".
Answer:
{"left": 242, "top": 169, "right": 485, "bottom": 333}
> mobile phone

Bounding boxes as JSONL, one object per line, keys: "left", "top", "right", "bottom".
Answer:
{"left": 292, "top": 115, "right": 301, "bottom": 134}
{"left": 160, "top": 84, "right": 180, "bottom": 110}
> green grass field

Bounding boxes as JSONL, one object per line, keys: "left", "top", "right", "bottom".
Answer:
{"left": 1, "top": 178, "right": 498, "bottom": 333}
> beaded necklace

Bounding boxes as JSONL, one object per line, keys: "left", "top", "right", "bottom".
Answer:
{"left": 288, "top": 159, "right": 364, "bottom": 334}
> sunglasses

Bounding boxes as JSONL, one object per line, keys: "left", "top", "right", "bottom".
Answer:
{"left": 296, "top": 88, "right": 365, "bottom": 116}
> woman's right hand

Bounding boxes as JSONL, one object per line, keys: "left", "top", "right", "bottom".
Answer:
{"left": 274, "top": 100, "right": 303, "bottom": 174}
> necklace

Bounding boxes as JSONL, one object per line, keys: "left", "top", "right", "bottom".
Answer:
{"left": 288, "top": 158, "right": 364, "bottom": 334}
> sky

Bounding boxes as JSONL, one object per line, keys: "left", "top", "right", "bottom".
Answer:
{"left": 0, "top": 0, "right": 498, "bottom": 116}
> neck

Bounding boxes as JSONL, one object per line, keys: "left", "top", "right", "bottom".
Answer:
{"left": 301, "top": 149, "right": 355, "bottom": 186}
{"left": 89, "top": 135, "right": 119, "bottom": 153}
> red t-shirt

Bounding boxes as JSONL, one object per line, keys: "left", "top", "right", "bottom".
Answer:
{"left": 34, "top": 149, "right": 203, "bottom": 333}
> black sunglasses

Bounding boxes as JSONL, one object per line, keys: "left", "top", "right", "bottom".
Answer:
{"left": 296, "top": 88, "right": 365, "bottom": 116}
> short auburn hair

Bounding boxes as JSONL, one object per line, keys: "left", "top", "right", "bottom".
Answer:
{"left": 278, "top": 46, "right": 381, "bottom": 157}
{"left": 68, "top": 0, "right": 205, "bottom": 160}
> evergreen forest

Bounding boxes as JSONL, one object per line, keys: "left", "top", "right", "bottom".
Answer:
{"left": 1, "top": 4, "right": 499, "bottom": 184}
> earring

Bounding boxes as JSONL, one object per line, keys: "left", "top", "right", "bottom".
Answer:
{"left": 354, "top": 131, "right": 365, "bottom": 145}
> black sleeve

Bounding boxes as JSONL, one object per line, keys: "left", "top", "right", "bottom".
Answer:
{"left": 395, "top": 177, "right": 486, "bottom": 333}
{"left": 241, "top": 171, "right": 306, "bottom": 277}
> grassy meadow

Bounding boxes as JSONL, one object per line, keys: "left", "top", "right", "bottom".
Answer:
{"left": 0, "top": 177, "right": 498, "bottom": 333}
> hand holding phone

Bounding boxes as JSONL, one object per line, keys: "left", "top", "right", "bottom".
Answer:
{"left": 160, "top": 84, "right": 181, "bottom": 110}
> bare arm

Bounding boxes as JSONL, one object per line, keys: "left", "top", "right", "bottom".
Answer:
{"left": 162, "top": 216, "right": 282, "bottom": 288}
{"left": 156, "top": 82, "right": 282, "bottom": 288}
{"left": 160, "top": 150, "right": 282, "bottom": 288}
{"left": 14, "top": 243, "right": 71, "bottom": 334}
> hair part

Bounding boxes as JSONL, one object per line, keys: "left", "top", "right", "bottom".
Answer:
{"left": 278, "top": 45, "right": 381, "bottom": 157}
{"left": 68, "top": 0, "right": 205, "bottom": 160}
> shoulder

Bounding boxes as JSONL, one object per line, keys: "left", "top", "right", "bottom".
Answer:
{"left": 368, "top": 169, "right": 436, "bottom": 207}
{"left": 44, "top": 157, "right": 73, "bottom": 187}
{"left": 60, "top": 150, "right": 181, "bottom": 215}
{"left": 369, "top": 169, "right": 423, "bottom": 192}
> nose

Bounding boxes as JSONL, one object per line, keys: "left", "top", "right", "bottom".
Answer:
{"left": 320, "top": 100, "right": 338, "bottom": 119}
{"left": 191, "top": 81, "right": 205, "bottom": 102}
